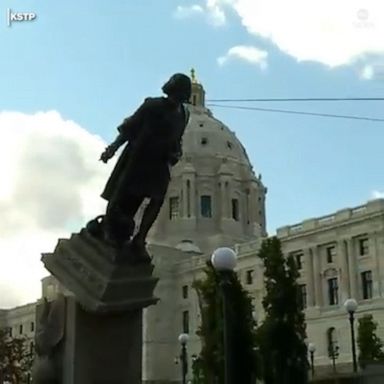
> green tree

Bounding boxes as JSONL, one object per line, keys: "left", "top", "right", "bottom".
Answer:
{"left": 0, "top": 328, "right": 34, "bottom": 383}
{"left": 357, "top": 314, "right": 384, "bottom": 368}
{"left": 256, "top": 237, "right": 308, "bottom": 384}
{"left": 193, "top": 261, "right": 259, "bottom": 384}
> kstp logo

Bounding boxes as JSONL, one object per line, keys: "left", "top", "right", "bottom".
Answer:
{"left": 7, "top": 9, "right": 37, "bottom": 26}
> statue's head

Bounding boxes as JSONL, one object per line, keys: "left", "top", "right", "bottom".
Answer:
{"left": 162, "top": 73, "right": 192, "bottom": 103}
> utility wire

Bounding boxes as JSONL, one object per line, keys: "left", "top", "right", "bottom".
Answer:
{"left": 206, "top": 103, "right": 384, "bottom": 122}
{"left": 206, "top": 97, "right": 384, "bottom": 102}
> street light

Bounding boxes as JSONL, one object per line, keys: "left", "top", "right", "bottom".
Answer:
{"left": 178, "top": 333, "right": 189, "bottom": 384}
{"left": 344, "top": 298, "right": 358, "bottom": 373}
{"left": 308, "top": 343, "right": 316, "bottom": 379}
{"left": 211, "top": 247, "right": 237, "bottom": 384}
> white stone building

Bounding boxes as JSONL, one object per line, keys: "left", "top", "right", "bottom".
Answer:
{"left": 1, "top": 72, "right": 384, "bottom": 383}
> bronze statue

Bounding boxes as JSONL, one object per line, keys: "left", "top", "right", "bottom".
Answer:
{"left": 87, "top": 73, "right": 191, "bottom": 263}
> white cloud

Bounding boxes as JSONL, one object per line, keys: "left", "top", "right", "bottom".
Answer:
{"left": 0, "top": 111, "right": 114, "bottom": 308}
{"left": 371, "top": 190, "right": 384, "bottom": 199}
{"left": 206, "top": 0, "right": 227, "bottom": 26}
{"left": 360, "top": 62, "right": 384, "bottom": 80}
{"left": 174, "top": 4, "right": 204, "bottom": 19}
{"left": 189, "top": 0, "right": 384, "bottom": 67}
{"left": 218, "top": 45, "right": 268, "bottom": 68}
{"left": 174, "top": 1, "right": 227, "bottom": 26}
{"left": 361, "top": 64, "right": 374, "bottom": 79}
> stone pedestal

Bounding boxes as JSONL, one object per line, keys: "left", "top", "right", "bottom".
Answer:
{"left": 36, "top": 228, "right": 159, "bottom": 384}
{"left": 62, "top": 297, "right": 143, "bottom": 384}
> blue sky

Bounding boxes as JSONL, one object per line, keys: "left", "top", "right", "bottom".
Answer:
{"left": 1, "top": 0, "right": 384, "bottom": 235}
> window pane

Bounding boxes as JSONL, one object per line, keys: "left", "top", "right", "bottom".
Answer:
{"left": 326, "top": 246, "right": 336, "bottom": 263}
{"left": 328, "top": 278, "right": 339, "bottom": 305}
{"left": 169, "top": 197, "right": 180, "bottom": 220}
{"left": 362, "top": 271, "right": 373, "bottom": 299}
{"left": 299, "top": 284, "right": 307, "bottom": 309}
{"left": 246, "top": 270, "right": 253, "bottom": 285}
{"left": 231, "top": 199, "right": 239, "bottom": 221}
{"left": 293, "top": 253, "right": 303, "bottom": 270}
{"left": 201, "top": 195, "right": 212, "bottom": 218}
{"left": 359, "top": 238, "right": 369, "bottom": 256}
{"left": 182, "top": 311, "right": 189, "bottom": 333}
{"left": 182, "top": 285, "right": 188, "bottom": 299}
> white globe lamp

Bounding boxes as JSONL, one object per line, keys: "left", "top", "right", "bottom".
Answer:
{"left": 211, "top": 247, "right": 237, "bottom": 272}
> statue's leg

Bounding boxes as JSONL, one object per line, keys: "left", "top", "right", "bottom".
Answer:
{"left": 131, "top": 197, "right": 164, "bottom": 254}
{"left": 105, "top": 195, "right": 143, "bottom": 246}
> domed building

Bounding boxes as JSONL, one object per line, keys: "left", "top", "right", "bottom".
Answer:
{"left": 141, "top": 71, "right": 384, "bottom": 383}
{"left": 148, "top": 69, "right": 267, "bottom": 253}
{"left": 141, "top": 71, "right": 268, "bottom": 383}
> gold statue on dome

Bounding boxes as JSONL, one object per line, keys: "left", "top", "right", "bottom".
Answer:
{"left": 190, "top": 68, "right": 198, "bottom": 83}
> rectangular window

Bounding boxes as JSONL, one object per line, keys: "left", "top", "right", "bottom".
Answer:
{"left": 169, "top": 197, "right": 180, "bottom": 220}
{"left": 19, "top": 324, "right": 23, "bottom": 335}
{"left": 30, "top": 341, "right": 34, "bottom": 354}
{"left": 200, "top": 195, "right": 212, "bottom": 218}
{"left": 30, "top": 322, "right": 35, "bottom": 332}
{"left": 9, "top": 327, "right": 12, "bottom": 337}
{"left": 246, "top": 270, "right": 254, "bottom": 285}
{"left": 182, "top": 310, "right": 189, "bottom": 333}
{"left": 359, "top": 238, "right": 369, "bottom": 256}
{"left": 231, "top": 199, "right": 239, "bottom": 221}
{"left": 326, "top": 246, "right": 336, "bottom": 263}
{"left": 298, "top": 284, "right": 307, "bottom": 309}
{"left": 362, "top": 271, "right": 373, "bottom": 299}
{"left": 294, "top": 252, "right": 303, "bottom": 270}
{"left": 328, "top": 278, "right": 339, "bottom": 305}
{"left": 182, "top": 285, "right": 188, "bottom": 299}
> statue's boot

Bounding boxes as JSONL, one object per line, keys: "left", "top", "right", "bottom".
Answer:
{"left": 126, "top": 197, "right": 163, "bottom": 264}
{"left": 86, "top": 215, "right": 105, "bottom": 240}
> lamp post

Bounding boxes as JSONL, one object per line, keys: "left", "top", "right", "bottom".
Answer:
{"left": 308, "top": 343, "right": 316, "bottom": 379}
{"left": 344, "top": 298, "right": 358, "bottom": 373}
{"left": 178, "top": 333, "right": 189, "bottom": 384}
{"left": 211, "top": 247, "right": 237, "bottom": 384}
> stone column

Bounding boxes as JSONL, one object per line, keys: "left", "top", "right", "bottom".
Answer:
{"left": 182, "top": 178, "right": 188, "bottom": 218}
{"left": 346, "top": 238, "right": 358, "bottom": 300}
{"left": 250, "top": 186, "right": 258, "bottom": 224}
{"left": 304, "top": 248, "right": 315, "bottom": 307}
{"left": 338, "top": 239, "right": 350, "bottom": 303}
{"left": 370, "top": 232, "right": 381, "bottom": 298}
{"left": 226, "top": 180, "right": 231, "bottom": 218}
{"left": 190, "top": 175, "right": 196, "bottom": 218}
{"left": 312, "top": 246, "right": 323, "bottom": 307}
{"left": 220, "top": 179, "right": 227, "bottom": 218}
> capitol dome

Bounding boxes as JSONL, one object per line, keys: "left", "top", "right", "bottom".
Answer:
{"left": 148, "top": 70, "right": 267, "bottom": 253}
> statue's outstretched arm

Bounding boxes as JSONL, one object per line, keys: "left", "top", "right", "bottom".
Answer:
{"left": 100, "top": 98, "right": 152, "bottom": 163}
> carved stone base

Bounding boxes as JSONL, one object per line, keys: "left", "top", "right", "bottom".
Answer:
{"left": 41, "top": 228, "right": 159, "bottom": 313}
{"left": 62, "top": 296, "right": 144, "bottom": 384}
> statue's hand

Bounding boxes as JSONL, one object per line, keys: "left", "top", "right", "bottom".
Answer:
{"left": 100, "top": 145, "right": 117, "bottom": 163}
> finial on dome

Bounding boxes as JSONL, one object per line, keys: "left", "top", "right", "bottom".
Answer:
{"left": 190, "top": 68, "right": 197, "bottom": 83}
